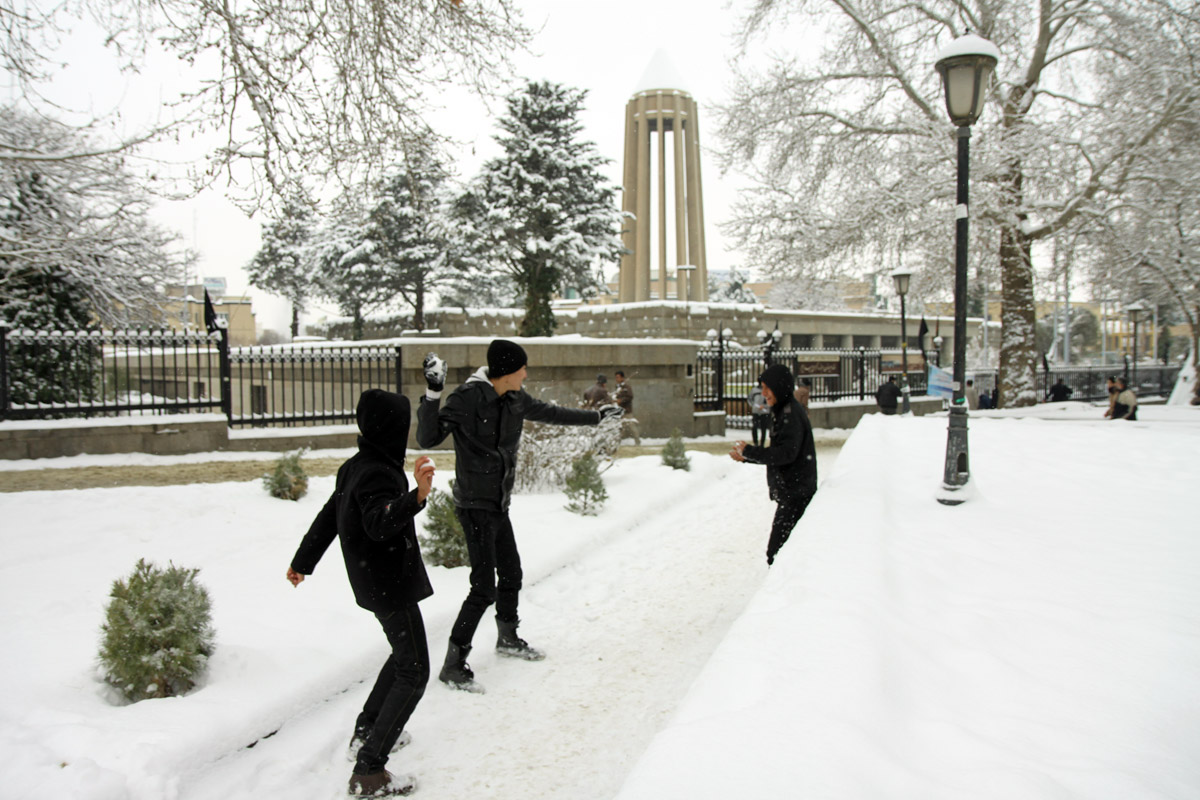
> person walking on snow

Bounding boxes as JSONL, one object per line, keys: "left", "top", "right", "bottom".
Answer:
{"left": 875, "top": 375, "right": 901, "bottom": 414}
{"left": 730, "top": 364, "right": 818, "bottom": 566}
{"left": 582, "top": 374, "right": 611, "bottom": 408}
{"left": 417, "top": 339, "right": 622, "bottom": 692}
{"left": 287, "top": 389, "right": 436, "bottom": 799}
{"left": 748, "top": 385, "right": 770, "bottom": 447}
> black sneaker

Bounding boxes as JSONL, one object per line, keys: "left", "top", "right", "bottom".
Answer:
{"left": 348, "top": 769, "right": 416, "bottom": 797}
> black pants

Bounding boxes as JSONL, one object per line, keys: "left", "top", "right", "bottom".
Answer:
{"left": 449, "top": 508, "right": 523, "bottom": 648}
{"left": 751, "top": 415, "right": 770, "bottom": 446}
{"left": 767, "top": 494, "right": 813, "bottom": 565}
{"left": 354, "top": 605, "right": 430, "bottom": 774}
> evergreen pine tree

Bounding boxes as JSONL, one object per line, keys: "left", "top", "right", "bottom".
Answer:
{"left": 661, "top": 428, "right": 691, "bottom": 471}
{"left": 564, "top": 452, "right": 607, "bottom": 516}
{"left": 246, "top": 193, "right": 317, "bottom": 339}
{"left": 98, "top": 559, "right": 215, "bottom": 703}
{"left": 262, "top": 450, "right": 308, "bottom": 501}
{"left": 419, "top": 484, "right": 469, "bottom": 567}
{"left": 457, "top": 81, "right": 623, "bottom": 336}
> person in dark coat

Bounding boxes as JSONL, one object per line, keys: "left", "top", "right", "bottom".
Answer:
{"left": 582, "top": 374, "right": 611, "bottom": 408}
{"left": 417, "top": 339, "right": 622, "bottom": 692}
{"left": 875, "top": 375, "right": 901, "bottom": 414}
{"left": 1047, "top": 378, "right": 1073, "bottom": 402}
{"left": 1111, "top": 376, "right": 1138, "bottom": 420}
{"left": 730, "top": 364, "right": 818, "bottom": 566}
{"left": 287, "top": 389, "right": 435, "bottom": 799}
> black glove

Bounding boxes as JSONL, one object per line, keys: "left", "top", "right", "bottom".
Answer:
{"left": 598, "top": 405, "right": 624, "bottom": 422}
{"left": 423, "top": 352, "right": 446, "bottom": 393}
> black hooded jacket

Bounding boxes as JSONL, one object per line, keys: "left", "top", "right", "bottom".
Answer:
{"left": 741, "top": 365, "right": 818, "bottom": 503}
{"left": 416, "top": 368, "right": 600, "bottom": 512}
{"left": 290, "top": 389, "right": 433, "bottom": 612}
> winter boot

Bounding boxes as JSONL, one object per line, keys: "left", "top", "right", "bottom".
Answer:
{"left": 348, "top": 769, "right": 416, "bottom": 798}
{"left": 496, "top": 619, "right": 546, "bottom": 661}
{"left": 438, "top": 642, "right": 485, "bottom": 693}
{"left": 346, "top": 730, "right": 412, "bottom": 763}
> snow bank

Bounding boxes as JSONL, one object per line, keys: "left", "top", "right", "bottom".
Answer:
{"left": 616, "top": 409, "right": 1200, "bottom": 800}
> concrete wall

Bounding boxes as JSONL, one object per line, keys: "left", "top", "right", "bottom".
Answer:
{"left": 0, "top": 416, "right": 229, "bottom": 460}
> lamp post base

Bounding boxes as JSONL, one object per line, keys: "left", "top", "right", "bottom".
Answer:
{"left": 900, "top": 385, "right": 912, "bottom": 415}
{"left": 938, "top": 404, "right": 970, "bottom": 505}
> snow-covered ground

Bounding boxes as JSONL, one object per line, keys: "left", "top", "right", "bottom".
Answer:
{"left": 1, "top": 403, "right": 1196, "bottom": 799}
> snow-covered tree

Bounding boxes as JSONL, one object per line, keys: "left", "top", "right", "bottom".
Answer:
{"left": 720, "top": 0, "right": 1198, "bottom": 407}
{"left": 309, "top": 201, "right": 395, "bottom": 341}
{"left": 246, "top": 194, "right": 317, "bottom": 339}
{"left": 1, "top": 107, "right": 186, "bottom": 329}
{"left": 2, "top": 1, "right": 533, "bottom": 210}
{"left": 766, "top": 275, "right": 848, "bottom": 311}
{"left": 564, "top": 453, "right": 607, "bottom": 516}
{"left": 708, "top": 267, "right": 762, "bottom": 305}
{"left": 459, "top": 81, "right": 624, "bottom": 336}
{"left": 359, "top": 147, "right": 452, "bottom": 331}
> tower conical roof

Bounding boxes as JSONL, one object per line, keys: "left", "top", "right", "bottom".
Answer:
{"left": 632, "top": 49, "right": 689, "bottom": 94}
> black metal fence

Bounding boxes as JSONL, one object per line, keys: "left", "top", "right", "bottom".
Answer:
{"left": 0, "top": 324, "right": 403, "bottom": 428}
{"left": 0, "top": 325, "right": 227, "bottom": 420}
{"left": 965, "top": 364, "right": 1180, "bottom": 405}
{"left": 696, "top": 346, "right": 933, "bottom": 427}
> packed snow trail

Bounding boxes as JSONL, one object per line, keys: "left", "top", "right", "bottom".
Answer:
{"left": 171, "top": 449, "right": 836, "bottom": 800}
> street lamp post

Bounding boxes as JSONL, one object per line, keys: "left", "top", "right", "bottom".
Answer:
{"left": 892, "top": 268, "right": 913, "bottom": 414}
{"left": 758, "top": 324, "right": 783, "bottom": 367}
{"left": 934, "top": 31, "right": 1000, "bottom": 505}
{"left": 706, "top": 327, "right": 734, "bottom": 411}
{"left": 1125, "top": 300, "right": 1148, "bottom": 391}
{"left": 933, "top": 335, "right": 943, "bottom": 368}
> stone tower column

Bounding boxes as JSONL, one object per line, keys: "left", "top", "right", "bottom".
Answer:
{"left": 618, "top": 52, "right": 708, "bottom": 303}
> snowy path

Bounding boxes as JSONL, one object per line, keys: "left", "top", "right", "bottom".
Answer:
{"left": 166, "top": 450, "right": 837, "bottom": 800}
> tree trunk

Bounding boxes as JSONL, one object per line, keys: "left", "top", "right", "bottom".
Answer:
{"left": 518, "top": 257, "right": 558, "bottom": 337}
{"left": 290, "top": 305, "right": 300, "bottom": 339}
{"left": 996, "top": 155, "right": 1039, "bottom": 408}
{"left": 413, "top": 279, "right": 426, "bottom": 332}
{"left": 998, "top": 224, "right": 1038, "bottom": 407}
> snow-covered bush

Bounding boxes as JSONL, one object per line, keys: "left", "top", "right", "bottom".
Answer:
{"left": 564, "top": 453, "right": 607, "bottom": 516}
{"left": 420, "top": 485, "right": 469, "bottom": 567}
{"left": 98, "top": 559, "right": 215, "bottom": 703}
{"left": 515, "top": 415, "right": 620, "bottom": 493}
{"left": 661, "top": 428, "right": 691, "bottom": 471}
{"left": 263, "top": 450, "right": 308, "bottom": 501}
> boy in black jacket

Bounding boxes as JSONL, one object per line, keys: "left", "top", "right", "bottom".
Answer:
{"left": 287, "top": 389, "right": 435, "bottom": 798}
{"left": 730, "top": 364, "right": 818, "bottom": 565}
{"left": 417, "top": 339, "right": 621, "bottom": 692}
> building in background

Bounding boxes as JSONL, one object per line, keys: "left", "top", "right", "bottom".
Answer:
{"left": 164, "top": 280, "right": 257, "bottom": 346}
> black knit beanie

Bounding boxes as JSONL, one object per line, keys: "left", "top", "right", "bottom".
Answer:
{"left": 487, "top": 339, "right": 528, "bottom": 378}
{"left": 758, "top": 364, "right": 795, "bottom": 404}
{"left": 356, "top": 389, "right": 410, "bottom": 458}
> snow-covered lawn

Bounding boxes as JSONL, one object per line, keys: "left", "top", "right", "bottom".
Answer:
{"left": 1, "top": 404, "right": 1196, "bottom": 799}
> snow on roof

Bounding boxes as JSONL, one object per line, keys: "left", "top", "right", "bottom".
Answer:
{"left": 632, "top": 49, "right": 690, "bottom": 94}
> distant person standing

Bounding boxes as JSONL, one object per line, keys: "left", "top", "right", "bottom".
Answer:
{"left": 1104, "top": 376, "right": 1119, "bottom": 418}
{"left": 730, "top": 365, "right": 818, "bottom": 566}
{"left": 793, "top": 377, "right": 811, "bottom": 409}
{"left": 748, "top": 385, "right": 770, "bottom": 446}
{"left": 1111, "top": 377, "right": 1138, "bottom": 420}
{"left": 1048, "top": 378, "right": 1073, "bottom": 402}
{"left": 875, "top": 376, "right": 901, "bottom": 415}
{"left": 964, "top": 379, "right": 980, "bottom": 410}
{"left": 583, "top": 374, "right": 611, "bottom": 408}
{"left": 613, "top": 370, "right": 640, "bottom": 445}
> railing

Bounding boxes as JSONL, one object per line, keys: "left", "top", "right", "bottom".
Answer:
{"left": 967, "top": 364, "right": 1180, "bottom": 405}
{"left": 227, "top": 343, "right": 401, "bottom": 428}
{"left": 696, "top": 346, "right": 933, "bottom": 428}
{"left": 0, "top": 324, "right": 404, "bottom": 427}
{"left": 0, "top": 325, "right": 226, "bottom": 420}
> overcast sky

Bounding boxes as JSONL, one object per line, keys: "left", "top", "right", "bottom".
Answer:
{"left": 136, "top": 0, "right": 756, "bottom": 334}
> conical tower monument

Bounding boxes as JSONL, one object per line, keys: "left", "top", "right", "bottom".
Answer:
{"left": 618, "top": 50, "right": 708, "bottom": 303}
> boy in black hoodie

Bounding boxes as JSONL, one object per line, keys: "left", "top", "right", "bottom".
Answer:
{"left": 730, "top": 364, "right": 818, "bottom": 565}
{"left": 287, "top": 389, "right": 435, "bottom": 798}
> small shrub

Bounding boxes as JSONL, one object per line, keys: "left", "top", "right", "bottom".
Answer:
{"left": 661, "top": 428, "right": 691, "bottom": 471}
{"left": 420, "top": 484, "right": 469, "bottom": 567}
{"left": 564, "top": 452, "right": 608, "bottom": 516}
{"left": 99, "top": 559, "right": 215, "bottom": 703}
{"left": 263, "top": 449, "right": 308, "bottom": 500}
